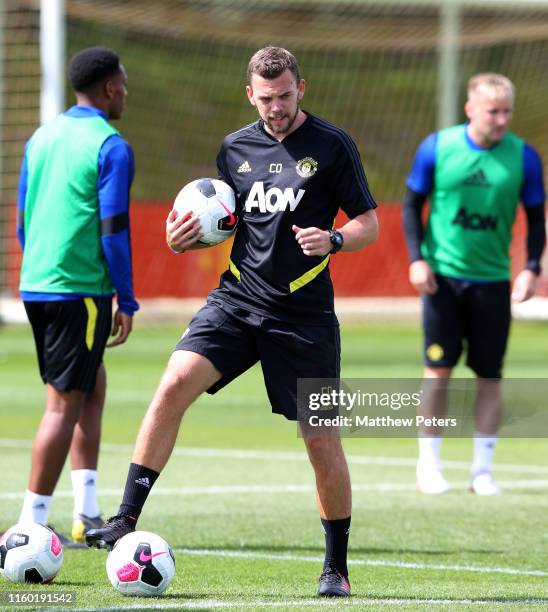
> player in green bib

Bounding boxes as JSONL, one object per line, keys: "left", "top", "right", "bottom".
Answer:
{"left": 16, "top": 48, "right": 138, "bottom": 543}
{"left": 403, "top": 73, "right": 546, "bottom": 495}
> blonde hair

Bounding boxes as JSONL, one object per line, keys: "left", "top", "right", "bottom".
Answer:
{"left": 468, "top": 73, "right": 515, "bottom": 101}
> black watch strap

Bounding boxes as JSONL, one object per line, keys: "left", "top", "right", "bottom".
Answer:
{"left": 329, "top": 229, "right": 344, "bottom": 254}
{"left": 526, "top": 261, "right": 542, "bottom": 276}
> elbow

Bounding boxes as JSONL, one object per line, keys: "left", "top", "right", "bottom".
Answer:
{"left": 372, "top": 215, "right": 380, "bottom": 243}
{"left": 366, "top": 213, "right": 379, "bottom": 247}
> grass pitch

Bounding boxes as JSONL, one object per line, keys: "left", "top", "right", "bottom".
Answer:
{"left": 0, "top": 320, "right": 547, "bottom": 611}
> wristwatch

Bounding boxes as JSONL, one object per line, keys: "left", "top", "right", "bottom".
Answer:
{"left": 328, "top": 229, "right": 344, "bottom": 254}
{"left": 527, "top": 261, "right": 541, "bottom": 275}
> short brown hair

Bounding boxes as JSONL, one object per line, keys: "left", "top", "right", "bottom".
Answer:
{"left": 468, "top": 73, "right": 514, "bottom": 101}
{"left": 247, "top": 46, "right": 300, "bottom": 84}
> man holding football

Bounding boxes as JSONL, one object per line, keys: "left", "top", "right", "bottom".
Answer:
{"left": 87, "top": 46, "right": 378, "bottom": 597}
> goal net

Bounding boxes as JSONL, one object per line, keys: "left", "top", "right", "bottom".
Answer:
{"left": 2, "top": 0, "right": 548, "bottom": 302}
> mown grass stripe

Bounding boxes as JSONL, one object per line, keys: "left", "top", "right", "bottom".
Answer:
{"left": 48, "top": 596, "right": 548, "bottom": 611}
{"left": 2, "top": 479, "right": 548, "bottom": 501}
{"left": 1, "top": 439, "right": 547, "bottom": 474}
{"left": 175, "top": 547, "right": 548, "bottom": 577}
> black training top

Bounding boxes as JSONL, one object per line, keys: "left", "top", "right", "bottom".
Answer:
{"left": 212, "top": 112, "right": 377, "bottom": 325}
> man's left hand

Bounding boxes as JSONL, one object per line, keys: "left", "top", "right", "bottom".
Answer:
{"left": 511, "top": 269, "right": 538, "bottom": 303}
{"left": 292, "top": 225, "right": 331, "bottom": 256}
{"left": 107, "top": 309, "right": 133, "bottom": 347}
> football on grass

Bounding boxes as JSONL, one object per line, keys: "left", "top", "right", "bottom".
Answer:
{"left": 173, "top": 178, "right": 238, "bottom": 246}
{"left": 0, "top": 523, "right": 63, "bottom": 584}
{"left": 106, "top": 531, "right": 175, "bottom": 596}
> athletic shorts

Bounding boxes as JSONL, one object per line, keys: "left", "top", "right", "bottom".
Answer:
{"left": 175, "top": 300, "right": 340, "bottom": 420}
{"left": 422, "top": 275, "right": 511, "bottom": 378}
{"left": 24, "top": 297, "right": 112, "bottom": 392}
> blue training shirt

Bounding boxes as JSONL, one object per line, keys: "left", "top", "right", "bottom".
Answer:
{"left": 17, "top": 105, "right": 139, "bottom": 315}
{"left": 406, "top": 129, "right": 545, "bottom": 206}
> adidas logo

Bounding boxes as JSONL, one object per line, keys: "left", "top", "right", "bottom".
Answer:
{"left": 84, "top": 478, "right": 95, "bottom": 486}
{"left": 237, "top": 160, "right": 252, "bottom": 173}
{"left": 32, "top": 503, "right": 47, "bottom": 510}
{"left": 135, "top": 477, "right": 150, "bottom": 488}
{"left": 463, "top": 169, "right": 491, "bottom": 187}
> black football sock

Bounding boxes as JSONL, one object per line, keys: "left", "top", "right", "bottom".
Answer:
{"left": 118, "top": 463, "right": 160, "bottom": 522}
{"left": 321, "top": 516, "right": 351, "bottom": 578}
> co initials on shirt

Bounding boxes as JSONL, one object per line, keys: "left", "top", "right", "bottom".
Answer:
{"left": 269, "top": 163, "right": 282, "bottom": 173}
{"left": 245, "top": 181, "right": 305, "bottom": 213}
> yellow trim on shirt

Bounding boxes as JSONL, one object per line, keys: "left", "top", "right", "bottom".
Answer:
{"left": 229, "top": 255, "right": 330, "bottom": 293}
{"left": 289, "top": 255, "right": 330, "bottom": 293}
{"left": 228, "top": 258, "right": 241, "bottom": 280}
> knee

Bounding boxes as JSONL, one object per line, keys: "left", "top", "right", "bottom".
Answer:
{"left": 306, "top": 435, "right": 329, "bottom": 457}
{"left": 475, "top": 376, "right": 502, "bottom": 399}
{"left": 424, "top": 367, "right": 452, "bottom": 379}
{"left": 45, "top": 396, "right": 83, "bottom": 426}
{"left": 159, "top": 367, "right": 188, "bottom": 397}
{"left": 149, "top": 368, "right": 193, "bottom": 418}
{"left": 306, "top": 436, "right": 344, "bottom": 470}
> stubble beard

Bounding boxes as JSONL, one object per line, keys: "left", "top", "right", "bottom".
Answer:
{"left": 265, "top": 105, "right": 300, "bottom": 135}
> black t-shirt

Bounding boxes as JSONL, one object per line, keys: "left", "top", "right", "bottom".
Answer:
{"left": 211, "top": 112, "right": 377, "bottom": 325}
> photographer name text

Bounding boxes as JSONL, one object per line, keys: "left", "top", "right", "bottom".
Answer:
{"left": 307, "top": 415, "right": 457, "bottom": 428}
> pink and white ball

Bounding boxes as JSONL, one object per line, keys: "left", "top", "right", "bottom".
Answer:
{"left": 106, "top": 531, "right": 175, "bottom": 596}
{"left": 0, "top": 523, "right": 63, "bottom": 584}
{"left": 172, "top": 178, "right": 238, "bottom": 246}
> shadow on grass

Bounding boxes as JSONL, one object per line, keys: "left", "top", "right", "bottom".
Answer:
{"left": 153, "top": 592, "right": 214, "bottom": 600}
{"left": 48, "top": 580, "right": 87, "bottom": 587}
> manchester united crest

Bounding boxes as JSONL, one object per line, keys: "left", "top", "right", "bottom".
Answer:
{"left": 296, "top": 157, "right": 318, "bottom": 178}
{"left": 426, "top": 343, "right": 444, "bottom": 362}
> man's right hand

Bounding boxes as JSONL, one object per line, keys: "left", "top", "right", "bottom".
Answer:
{"left": 166, "top": 209, "right": 204, "bottom": 253}
{"left": 409, "top": 260, "right": 438, "bottom": 295}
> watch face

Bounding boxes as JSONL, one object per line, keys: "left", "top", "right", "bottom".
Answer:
{"left": 330, "top": 230, "right": 343, "bottom": 252}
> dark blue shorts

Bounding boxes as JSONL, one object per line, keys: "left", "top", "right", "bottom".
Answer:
{"left": 422, "top": 275, "right": 511, "bottom": 378}
{"left": 175, "top": 299, "right": 340, "bottom": 420}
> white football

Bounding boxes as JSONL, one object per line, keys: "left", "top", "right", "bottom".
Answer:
{"left": 173, "top": 178, "right": 238, "bottom": 246}
{"left": 106, "top": 531, "right": 175, "bottom": 597}
{"left": 0, "top": 523, "right": 63, "bottom": 584}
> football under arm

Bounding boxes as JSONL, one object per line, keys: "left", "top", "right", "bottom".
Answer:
{"left": 338, "top": 208, "right": 378, "bottom": 252}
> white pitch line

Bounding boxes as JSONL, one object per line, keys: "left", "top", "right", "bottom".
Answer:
{"left": 175, "top": 547, "right": 548, "bottom": 578}
{"left": 2, "top": 479, "right": 548, "bottom": 501}
{"left": 1, "top": 439, "right": 547, "bottom": 474}
{"left": 47, "top": 596, "right": 548, "bottom": 612}
{"left": 0, "top": 483, "right": 418, "bottom": 501}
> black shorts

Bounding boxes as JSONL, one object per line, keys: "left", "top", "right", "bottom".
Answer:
{"left": 24, "top": 298, "right": 112, "bottom": 392}
{"left": 175, "top": 300, "right": 340, "bottom": 420}
{"left": 422, "top": 275, "right": 511, "bottom": 378}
